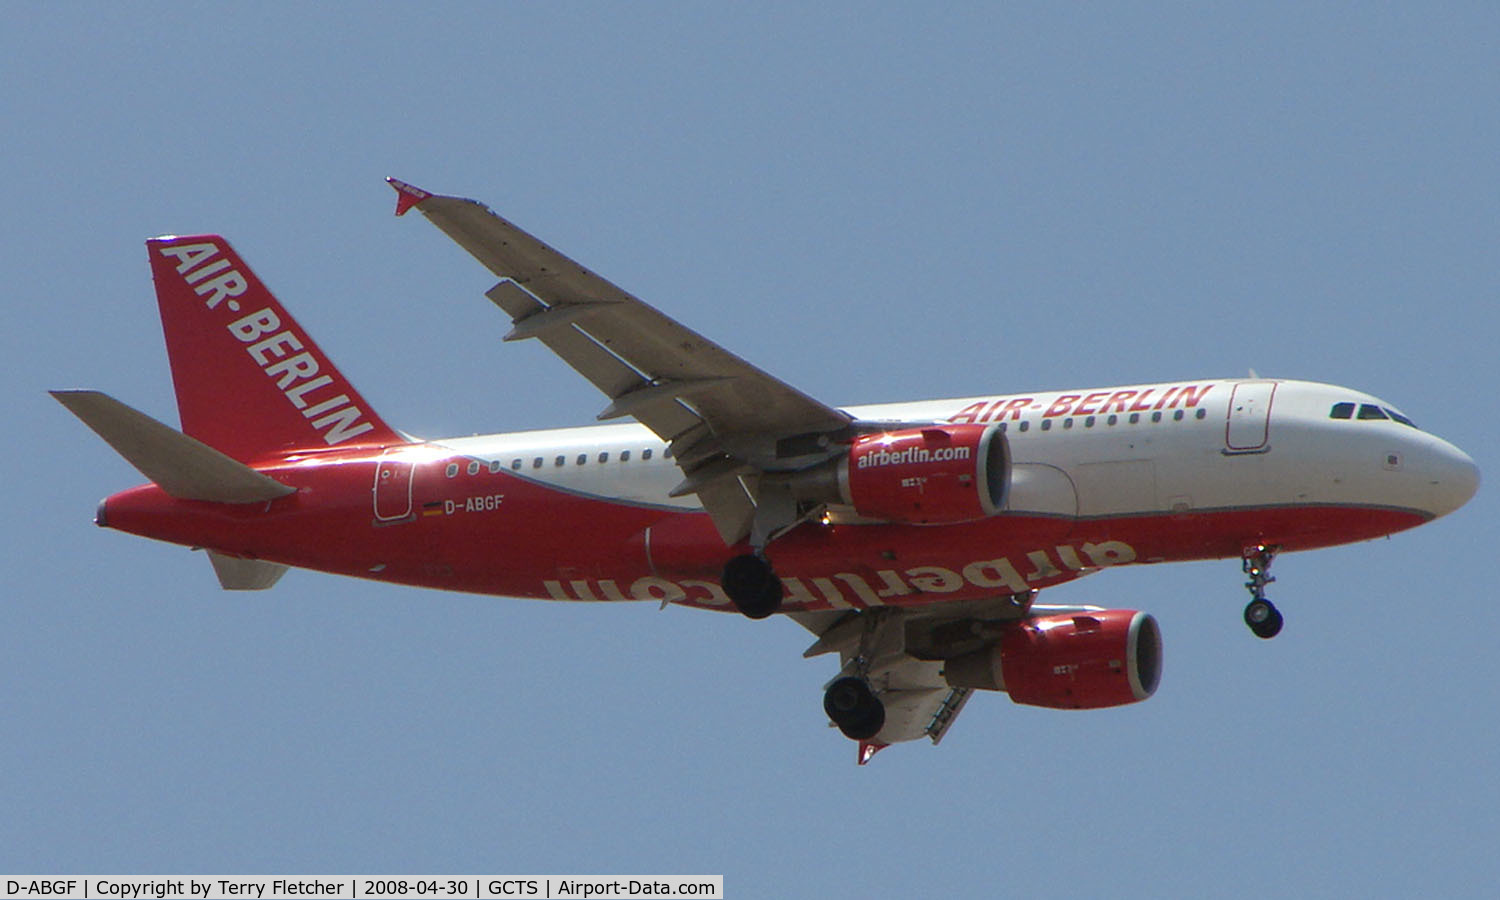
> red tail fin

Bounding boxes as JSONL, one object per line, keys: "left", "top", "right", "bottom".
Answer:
{"left": 148, "top": 235, "right": 402, "bottom": 461}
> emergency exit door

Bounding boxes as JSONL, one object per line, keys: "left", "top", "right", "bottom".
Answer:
{"left": 373, "top": 452, "right": 416, "bottom": 521}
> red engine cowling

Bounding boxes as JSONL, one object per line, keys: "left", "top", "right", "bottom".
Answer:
{"left": 841, "top": 424, "right": 1008, "bottom": 525}
{"left": 945, "top": 610, "right": 1162, "bottom": 709}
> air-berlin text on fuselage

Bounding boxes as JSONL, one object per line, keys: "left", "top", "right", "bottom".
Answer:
{"left": 156, "top": 242, "right": 376, "bottom": 446}
{"left": 857, "top": 444, "right": 972, "bottom": 469}
{"left": 947, "top": 384, "right": 1215, "bottom": 424}
{"left": 544, "top": 540, "right": 1136, "bottom": 607}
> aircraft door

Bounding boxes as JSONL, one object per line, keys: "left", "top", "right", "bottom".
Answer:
{"left": 1225, "top": 382, "right": 1277, "bottom": 452}
{"left": 374, "top": 452, "right": 416, "bottom": 522}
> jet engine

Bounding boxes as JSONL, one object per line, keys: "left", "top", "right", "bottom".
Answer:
{"left": 789, "top": 423, "right": 1009, "bottom": 525}
{"left": 943, "top": 610, "right": 1162, "bottom": 709}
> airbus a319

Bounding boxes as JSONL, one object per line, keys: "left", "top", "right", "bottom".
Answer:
{"left": 55, "top": 179, "right": 1479, "bottom": 763}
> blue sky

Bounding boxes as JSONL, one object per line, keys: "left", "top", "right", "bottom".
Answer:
{"left": 2, "top": 4, "right": 1496, "bottom": 896}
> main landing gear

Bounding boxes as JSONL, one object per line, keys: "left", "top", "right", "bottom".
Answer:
{"left": 1242, "top": 544, "right": 1284, "bottom": 639}
{"left": 823, "top": 676, "right": 886, "bottom": 740}
{"left": 722, "top": 553, "right": 783, "bottom": 619}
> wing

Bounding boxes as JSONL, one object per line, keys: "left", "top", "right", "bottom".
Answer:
{"left": 388, "top": 179, "right": 853, "bottom": 544}
{"left": 790, "top": 597, "right": 1121, "bottom": 761}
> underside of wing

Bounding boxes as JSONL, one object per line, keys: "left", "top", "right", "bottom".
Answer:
{"left": 790, "top": 595, "right": 1163, "bottom": 762}
{"left": 790, "top": 595, "right": 1039, "bottom": 759}
{"left": 389, "top": 178, "right": 853, "bottom": 544}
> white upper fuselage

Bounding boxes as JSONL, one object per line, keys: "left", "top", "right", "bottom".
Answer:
{"left": 430, "top": 378, "right": 1479, "bottom": 531}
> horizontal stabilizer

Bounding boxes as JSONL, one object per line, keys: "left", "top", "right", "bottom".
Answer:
{"left": 50, "top": 390, "right": 295, "bottom": 503}
{"left": 208, "top": 550, "right": 288, "bottom": 590}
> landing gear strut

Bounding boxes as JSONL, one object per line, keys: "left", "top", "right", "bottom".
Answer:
{"left": 1241, "top": 544, "right": 1284, "bottom": 639}
{"left": 722, "top": 553, "right": 783, "bottom": 619}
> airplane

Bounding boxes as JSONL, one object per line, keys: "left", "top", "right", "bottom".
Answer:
{"left": 54, "top": 178, "right": 1480, "bottom": 764}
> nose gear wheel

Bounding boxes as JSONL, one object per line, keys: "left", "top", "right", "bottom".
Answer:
{"left": 1242, "top": 544, "right": 1284, "bottom": 639}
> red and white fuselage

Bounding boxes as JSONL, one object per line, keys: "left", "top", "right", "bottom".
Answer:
{"left": 97, "top": 376, "right": 1476, "bottom": 611}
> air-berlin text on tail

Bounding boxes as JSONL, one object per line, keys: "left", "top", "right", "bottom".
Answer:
{"left": 949, "top": 384, "right": 1215, "bottom": 424}
{"left": 156, "top": 242, "right": 376, "bottom": 446}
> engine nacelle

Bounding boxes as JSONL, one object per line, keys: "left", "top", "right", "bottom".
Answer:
{"left": 944, "top": 610, "right": 1162, "bottom": 709}
{"left": 838, "top": 424, "right": 1008, "bottom": 525}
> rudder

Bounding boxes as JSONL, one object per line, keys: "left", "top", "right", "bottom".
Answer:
{"left": 148, "top": 235, "right": 402, "bottom": 461}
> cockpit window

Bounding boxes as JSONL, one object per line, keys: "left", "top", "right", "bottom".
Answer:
{"left": 1331, "top": 400, "right": 1418, "bottom": 429}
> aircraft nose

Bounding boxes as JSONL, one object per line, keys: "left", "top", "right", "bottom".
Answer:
{"left": 1422, "top": 439, "right": 1480, "bottom": 518}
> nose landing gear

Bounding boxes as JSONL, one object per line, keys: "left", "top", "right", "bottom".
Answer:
{"left": 1242, "top": 544, "right": 1283, "bottom": 639}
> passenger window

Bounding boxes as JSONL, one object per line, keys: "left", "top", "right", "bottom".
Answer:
{"left": 643, "top": 448, "right": 653, "bottom": 460}
{"left": 1084, "top": 415, "right": 1096, "bottom": 427}
{"left": 467, "top": 461, "right": 480, "bottom": 476}
{"left": 1018, "top": 421, "right": 1030, "bottom": 432}
{"left": 1063, "top": 418, "right": 1074, "bottom": 429}
{"left": 1195, "top": 408, "right": 1207, "bottom": 420}
{"left": 1357, "top": 404, "right": 1388, "bottom": 420}
{"left": 621, "top": 450, "right": 632, "bottom": 461}
{"left": 998, "top": 422, "right": 1008, "bottom": 433}
{"left": 1329, "top": 402, "right": 1355, "bottom": 420}
{"left": 555, "top": 455, "right": 566, "bottom": 467}
{"left": 445, "top": 463, "right": 458, "bottom": 478}
{"left": 511, "top": 459, "right": 522, "bottom": 471}
{"left": 577, "top": 454, "right": 587, "bottom": 465}
{"left": 1107, "top": 414, "right": 1118, "bottom": 426}
{"left": 598, "top": 451, "right": 609, "bottom": 463}
{"left": 532, "top": 457, "right": 543, "bottom": 469}
{"left": 1129, "top": 413, "right": 1140, "bottom": 424}
{"left": 489, "top": 460, "right": 502, "bottom": 474}
{"left": 1151, "top": 411, "right": 1162, "bottom": 423}
{"left": 1041, "top": 420, "right": 1052, "bottom": 431}
{"left": 1173, "top": 409, "right": 1184, "bottom": 421}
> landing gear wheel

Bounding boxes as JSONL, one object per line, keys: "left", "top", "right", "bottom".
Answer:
{"left": 1244, "top": 598, "right": 1284, "bottom": 639}
{"left": 722, "top": 554, "right": 783, "bottom": 619}
{"left": 1241, "top": 544, "right": 1284, "bottom": 639}
{"left": 823, "top": 677, "right": 886, "bottom": 741}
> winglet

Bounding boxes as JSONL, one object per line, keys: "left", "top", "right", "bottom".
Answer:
{"left": 387, "top": 177, "right": 431, "bottom": 216}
